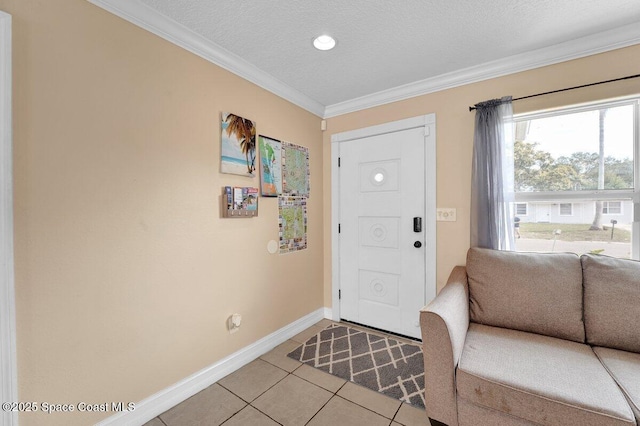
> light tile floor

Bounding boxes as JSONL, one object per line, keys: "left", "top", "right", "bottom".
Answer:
{"left": 144, "top": 319, "right": 432, "bottom": 426}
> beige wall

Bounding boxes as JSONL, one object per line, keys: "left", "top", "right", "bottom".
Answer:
{"left": 323, "top": 44, "right": 640, "bottom": 306}
{"left": 2, "top": 1, "right": 323, "bottom": 425}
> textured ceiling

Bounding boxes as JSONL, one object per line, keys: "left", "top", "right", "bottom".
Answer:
{"left": 137, "top": 0, "right": 640, "bottom": 108}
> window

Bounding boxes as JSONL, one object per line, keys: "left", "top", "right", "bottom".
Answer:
{"left": 513, "top": 98, "right": 639, "bottom": 260}
{"left": 515, "top": 203, "right": 528, "bottom": 216}
{"left": 559, "top": 203, "right": 573, "bottom": 216}
{"left": 602, "top": 201, "right": 622, "bottom": 215}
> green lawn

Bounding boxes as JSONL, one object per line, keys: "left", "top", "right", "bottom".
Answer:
{"left": 519, "top": 223, "right": 631, "bottom": 243}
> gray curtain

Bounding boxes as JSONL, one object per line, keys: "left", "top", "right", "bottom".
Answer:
{"left": 470, "top": 96, "right": 515, "bottom": 250}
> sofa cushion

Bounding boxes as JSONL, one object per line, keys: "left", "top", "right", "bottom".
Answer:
{"left": 457, "top": 323, "right": 635, "bottom": 426}
{"left": 466, "top": 247, "right": 585, "bottom": 342}
{"left": 594, "top": 347, "right": 640, "bottom": 423}
{"left": 582, "top": 254, "right": 640, "bottom": 353}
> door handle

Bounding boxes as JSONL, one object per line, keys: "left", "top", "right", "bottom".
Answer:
{"left": 414, "top": 241, "right": 422, "bottom": 248}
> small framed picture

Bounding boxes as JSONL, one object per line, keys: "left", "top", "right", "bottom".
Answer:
{"left": 221, "top": 112, "right": 256, "bottom": 177}
{"left": 258, "top": 135, "right": 282, "bottom": 196}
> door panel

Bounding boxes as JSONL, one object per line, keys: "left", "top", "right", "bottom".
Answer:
{"left": 339, "top": 126, "right": 426, "bottom": 338}
{"left": 359, "top": 217, "right": 399, "bottom": 249}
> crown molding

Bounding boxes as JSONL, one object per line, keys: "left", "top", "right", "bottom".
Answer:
{"left": 86, "top": 0, "right": 640, "bottom": 119}
{"left": 87, "top": 0, "right": 326, "bottom": 117}
{"left": 324, "top": 23, "right": 640, "bottom": 118}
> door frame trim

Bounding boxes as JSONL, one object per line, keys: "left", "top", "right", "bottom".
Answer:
{"left": 330, "top": 114, "right": 437, "bottom": 325}
{"left": 0, "top": 10, "right": 17, "bottom": 426}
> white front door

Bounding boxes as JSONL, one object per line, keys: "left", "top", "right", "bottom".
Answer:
{"left": 536, "top": 204, "right": 551, "bottom": 222}
{"left": 334, "top": 116, "right": 435, "bottom": 339}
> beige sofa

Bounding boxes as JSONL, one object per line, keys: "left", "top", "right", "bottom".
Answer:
{"left": 420, "top": 247, "right": 640, "bottom": 426}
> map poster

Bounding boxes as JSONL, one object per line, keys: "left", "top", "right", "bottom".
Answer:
{"left": 282, "top": 141, "right": 310, "bottom": 197}
{"left": 278, "top": 195, "right": 307, "bottom": 254}
{"left": 221, "top": 112, "right": 257, "bottom": 177}
{"left": 258, "top": 135, "right": 282, "bottom": 196}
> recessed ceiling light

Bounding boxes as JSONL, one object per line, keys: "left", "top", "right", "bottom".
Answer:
{"left": 313, "top": 34, "right": 336, "bottom": 51}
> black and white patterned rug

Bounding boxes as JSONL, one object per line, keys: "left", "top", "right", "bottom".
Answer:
{"left": 287, "top": 324, "right": 425, "bottom": 409}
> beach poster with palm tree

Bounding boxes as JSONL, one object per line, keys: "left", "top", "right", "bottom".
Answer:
{"left": 221, "top": 112, "right": 256, "bottom": 177}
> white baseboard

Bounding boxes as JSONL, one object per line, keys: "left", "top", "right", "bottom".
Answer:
{"left": 96, "top": 308, "right": 325, "bottom": 426}
{"left": 323, "top": 307, "right": 332, "bottom": 320}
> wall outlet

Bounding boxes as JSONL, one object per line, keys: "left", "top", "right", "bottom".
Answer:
{"left": 228, "top": 313, "right": 242, "bottom": 334}
{"left": 436, "top": 208, "right": 457, "bottom": 222}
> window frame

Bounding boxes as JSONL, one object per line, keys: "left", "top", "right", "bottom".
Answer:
{"left": 602, "top": 201, "right": 623, "bottom": 215}
{"left": 515, "top": 202, "right": 528, "bottom": 216}
{"left": 513, "top": 96, "right": 640, "bottom": 260}
{"left": 559, "top": 203, "right": 573, "bottom": 216}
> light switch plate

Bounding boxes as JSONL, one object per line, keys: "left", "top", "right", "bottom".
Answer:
{"left": 437, "top": 208, "right": 457, "bottom": 222}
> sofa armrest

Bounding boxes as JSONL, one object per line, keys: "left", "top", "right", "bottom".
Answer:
{"left": 420, "top": 266, "right": 470, "bottom": 426}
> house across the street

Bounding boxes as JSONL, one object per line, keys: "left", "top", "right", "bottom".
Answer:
{"left": 515, "top": 200, "right": 634, "bottom": 225}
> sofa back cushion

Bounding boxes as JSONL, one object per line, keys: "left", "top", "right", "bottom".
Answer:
{"left": 467, "top": 247, "right": 585, "bottom": 343}
{"left": 582, "top": 254, "right": 640, "bottom": 353}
